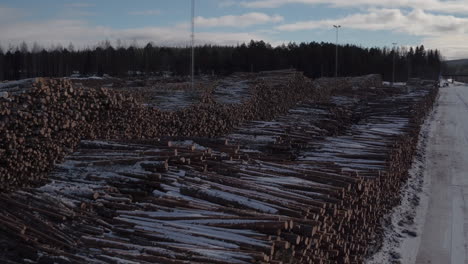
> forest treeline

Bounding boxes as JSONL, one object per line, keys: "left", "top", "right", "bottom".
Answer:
{"left": 0, "top": 40, "right": 441, "bottom": 81}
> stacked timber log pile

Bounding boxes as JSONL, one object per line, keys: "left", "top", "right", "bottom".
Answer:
{"left": 1, "top": 71, "right": 377, "bottom": 190}
{"left": 0, "top": 78, "right": 146, "bottom": 190}
{"left": 213, "top": 73, "right": 254, "bottom": 104}
{"left": 0, "top": 80, "right": 437, "bottom": 264}
{"left": 348, "top": 74, "right": 382, "bottom": 89}
{"left": 314, "top": 74, "right": 382, "bottom": 92}
{"left": 111, "top": 82, "right": 209, "bottom": 107}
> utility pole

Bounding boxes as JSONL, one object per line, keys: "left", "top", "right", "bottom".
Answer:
{"left": 191, "top": 0, "right": 195, "bottom": 89}
{"left": 333, "top": 25, "right": 341, "bottom": 78}
{"left": 392, "top": 42, "right": 397, "bottom": 86}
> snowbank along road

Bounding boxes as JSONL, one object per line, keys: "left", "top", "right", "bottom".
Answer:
{"left": 416, "top": 83, "right": 468, "bottom": 264}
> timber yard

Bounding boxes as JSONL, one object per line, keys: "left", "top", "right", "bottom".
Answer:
{"left": 0, "top": 71, "right": 440, "bottom": 263}
{"left": 2, "top": 0, "right": 468, "bottom": 263}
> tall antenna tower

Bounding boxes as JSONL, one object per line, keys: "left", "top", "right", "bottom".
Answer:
{"left": 333, "top": 25, "right": 341, "bottom": 78}
{"left": 191, "top": 0, "right": 195, "bottom": 89}
{"left": 392, "top": 42, "right": 397, "bottom": 86}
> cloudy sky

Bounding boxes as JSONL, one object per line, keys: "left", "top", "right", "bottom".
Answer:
{"left": 1, "top": 0, "right": 468, "bottom": 59}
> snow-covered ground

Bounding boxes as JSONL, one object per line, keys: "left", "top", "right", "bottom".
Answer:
{"left": 0, "top": 78, "right": 35, "bottom": 89}
{"left": 214, "top": 78, "right": 251, "bottom": 104}
{"left": 368, "top": 83, "right": 468, "bottom": 264}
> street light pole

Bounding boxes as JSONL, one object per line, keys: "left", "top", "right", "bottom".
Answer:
{"left": 191, "top": 0, "right": 195, "bottom": 89}
{"left": 392, "top": 42, "right": 397, "bottom": 86}
{"left": 333, "top": 25, "right": 341, "bottom": 78}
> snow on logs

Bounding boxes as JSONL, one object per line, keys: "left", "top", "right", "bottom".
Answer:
{"left": 0, "top": 71, "right": 380, "bottom": 191}
{"left": 0, "top": 72, "right": 438, "bottom": 264}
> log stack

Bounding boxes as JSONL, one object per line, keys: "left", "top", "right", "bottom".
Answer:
{"left": 0, "top": 73, "right": 437, "bottom": 263}
{"left": 0, "top": 71, "right": 381, "bottom": 191}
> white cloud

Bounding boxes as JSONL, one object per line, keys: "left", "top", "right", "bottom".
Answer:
{"left": 128, "top": 10, "right": 161, "bottom": 16}
{"left": 423, "top": 35, "right": 468, "bottom": 59}
{"left": 241, "top": 0, "right": 468, "bottom": 15}
{"left": 195, "top": 12, "right": 284, "bottom": 28}
{"left": 277, "top": 8, "right": 468, "bottom": 58}
{"left": 0, "top": 19, "right": 270, "bottom": 49}
{"left": 277, "top": 9, "right": 467, "bottom": 36}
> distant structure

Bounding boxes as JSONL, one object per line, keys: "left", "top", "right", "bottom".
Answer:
{"left": 333, "top": 25, "right": 341, "bottom": 77}
{"left": 191, "top": 0, "right": 195, "bottom": 89}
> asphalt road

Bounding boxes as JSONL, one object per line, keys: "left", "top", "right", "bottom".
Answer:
{"left": 416, "top": 84, "right": 468, "bottom": 264}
